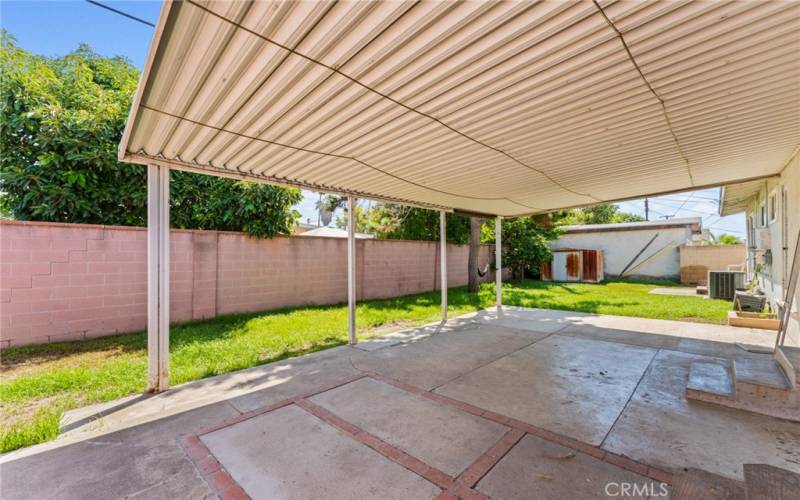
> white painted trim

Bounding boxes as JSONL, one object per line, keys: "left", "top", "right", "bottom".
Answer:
{"left": 118, "top": 0, "right": 174, "bottom": 161}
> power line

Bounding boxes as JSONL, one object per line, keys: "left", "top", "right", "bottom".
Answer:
{"left": 647, "top": 200, "right": 717, "bottom": 217}
{"left": 85, "top": 0, "right": 155, "bottom": 27}
{"left": 657, "top": 195, "right": 720, "bottom": 204}
{"left": 669, "top": 191, "right": 694, "bottom": 218}
{"left": 709, "top": 226, "right": 746, "bottom": 235}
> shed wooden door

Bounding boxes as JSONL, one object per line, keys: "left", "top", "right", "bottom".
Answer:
{"left": 553, "top": 251, "right": 582, "bottom": 281}
{"left": 582, "top": 250, "right": 599, "bottom": 282}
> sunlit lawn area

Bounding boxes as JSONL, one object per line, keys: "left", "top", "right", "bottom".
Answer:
{"left": 0, "top": 279, "right": 730, "bottom": 452}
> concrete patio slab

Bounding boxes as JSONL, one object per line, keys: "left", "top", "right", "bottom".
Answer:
{"left": 352, "top": 317, "right": 475, "bottom": 352}
{"left": 224, "top": 345, "right": 369, "bottom": 414}
{"left": 434, "top": 335, "right": 658, "bottom": 445}
{"left": 463, "top": 306, "right": 581, "bottom": 334}
{"left": 310, "top": 377, "right": 508, "bottom": 476}
{"left": 565, "top": 313, "right": 775, "bottom": 349}
{"left": 603, "top": 349, "right": 800, "bottom": 480}
{"left": 0, "top": 401, "right": 238, "bottom": 500}
{"left": 52, "top": 345, "right": 368, "bottom": 441}
{"left": 476, "top": 434, "right": 664, "bottom": 500}
{"left": 353, "top": 322, "right": 549, "bottom": 390}
{"left": 2, "top": 307, "right": 796, "bottom": 500}
{"left": 200, "top": 404, "right": 440, "bottom": 500}
{"left": 466, "top": 306, "right": 775, "bottom": 355}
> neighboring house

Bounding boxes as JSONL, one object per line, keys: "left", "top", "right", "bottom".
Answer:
{"left": 549, "top": 218, "right": 707, "bottom": 281}
{"left": 719, "top": 151, "right": 800, "bottom": 347}
{"left": 292, "top": 222, "right": 319, "bottom": 234}
{"left": 296, "top": 227, "right": 375, "bottom": 239}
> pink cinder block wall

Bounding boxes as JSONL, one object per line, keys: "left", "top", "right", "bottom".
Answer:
{"left": 1, "top": 221, "right": 498, "bottom": 347}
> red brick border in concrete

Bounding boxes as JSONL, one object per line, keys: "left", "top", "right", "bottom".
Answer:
{"left": 179, "top": 372, "right": 672, "bottom": 500}
{"left": 181, "top": 374, "right": 367, "bottom": 500}
{"left": 368, "top": 371, "right": 674, "bottom": 486}
{"left": 179, "top": 434, "right": 248, "bottom": 500}
{"left": 296, "top": 398, "right": 455, "bottom": 490}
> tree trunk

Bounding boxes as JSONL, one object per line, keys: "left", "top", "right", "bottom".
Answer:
{"left": 468, "top": 217, "right": 484, "bottom": 293}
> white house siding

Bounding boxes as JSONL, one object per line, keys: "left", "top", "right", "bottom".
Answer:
{"left": 740, "top": 154, "right": 800, "bottom": 347}
{"left": 550, "top": 223, "right": 697, "bottom": 280}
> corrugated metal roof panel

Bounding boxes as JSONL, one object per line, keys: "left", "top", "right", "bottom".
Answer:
{"left": 719, "top": 178, "right": 771, "bottom": 217}
{"left": 120, "top": 0, "right": 800, "bottom": 216}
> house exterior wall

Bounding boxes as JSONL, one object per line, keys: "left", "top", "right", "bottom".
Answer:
{"left": 550, "top": 226, "right": 693, "bottom": 280}
{"left": 740, "top": 154, "right": 800, "bottom": 347}
{"left": 0, "top": 221, "right": 497, "bottom": 348}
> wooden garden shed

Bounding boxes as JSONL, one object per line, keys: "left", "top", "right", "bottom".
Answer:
{"left": 541, "top": 249, "right": 604, "bottom": 283}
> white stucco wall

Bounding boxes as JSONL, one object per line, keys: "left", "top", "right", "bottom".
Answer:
{"left": 550, "top": 226, "right": 694, "bottom": 280}
{"left": 742, "top": 153, "right": 800, "bottom": 347}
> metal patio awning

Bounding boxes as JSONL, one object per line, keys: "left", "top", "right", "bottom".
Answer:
{"left": 718, "top": 178, "right": 767, "bottom": 217}
{"left": 120, "top": 0, "right": 800, "bottom": 217}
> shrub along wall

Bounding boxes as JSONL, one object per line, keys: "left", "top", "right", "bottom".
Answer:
{"left": 0, "top": 220, "right": 496, "bottom": 347}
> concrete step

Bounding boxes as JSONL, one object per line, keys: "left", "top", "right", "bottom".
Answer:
{"left": 731, "top": 355, "right": 799, "bottom": 421}
{"left": 671, "top": 468, "right": 745, "bottom": 500}
{"left": 685, "top": 357, "right": 799, "bottom": 423}
{"left": 734, "top": 356, "right": 791, "bottom": 390}
{"left": 743, "top": 464, "right": 800, "bottom": 500}
{"left": 686, "top": 362, "right": 735, "bottom": 400}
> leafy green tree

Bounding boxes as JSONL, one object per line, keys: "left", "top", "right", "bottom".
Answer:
{"left": 355, "top": 203, "right": 559, "bottom": 283}
{"left": 334, "top": 204, "right": 371, "bottom": 233}
{"left": 316, "top": 193, "right": 345, "bottom": 226}
{"left": 170, "top": 173, "right": 300, "bottom": 237}
{"left": 717, "top": 233, "right": 742, "bottom": 245}
{"left": 554, "top": 203, "right": 644, "bottom": 225}
{"left": 359, "top": 203, "right": 471, "bottom": 244}
{"left": 484, "top": 216, "right": 560, "bottom": 281}
{"left": 0, "top": 34, "right": 300, "bottom": 237}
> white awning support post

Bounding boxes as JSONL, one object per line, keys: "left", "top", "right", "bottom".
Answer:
{"left": 496, "top": 216, "right": 502, "bottom": 308}
{"left": 347, "top": 196, "right": 357, "bottom": 345}
{"left": 440, "top": 210, "right": 448, "bottom": 322}
{"left": 147, "top": 164, "right": 170, "bottom": 392}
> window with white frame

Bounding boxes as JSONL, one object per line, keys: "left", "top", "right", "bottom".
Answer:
{"left": 759, "top": 200, "right": 767, "bottom": 227}
{"left": 769, "top": 190, "right": 777, "bottom": 223}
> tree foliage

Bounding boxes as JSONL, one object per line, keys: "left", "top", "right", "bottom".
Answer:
{"left": 717, "top": 233, "right": 742, "bottom": 245}
{"left": 339, "top": 203, "right": 472, "bottom": 244}
{"left": 334, "top": 204, "right": 370, "bottom": 233}
{"left": 170, "top": 173, "right": 301, "bottom": 237}
{"left": 335, "top": 202, "right": 559, "bottom": 281}
{"left": 554, "top": 203, "right": 645, "bottom": 225}
{"left": 316, "top": 194, "right": 346, "bottom": 227}
{"left": 484, "top": 216, "right": 560, "bottom": 280}
{"left": 0, "top": 34, "right": 301, "bottom": 238}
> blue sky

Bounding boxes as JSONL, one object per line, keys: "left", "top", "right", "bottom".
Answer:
{"left": 1, "top": 1, "right": 745, "bottom": 237}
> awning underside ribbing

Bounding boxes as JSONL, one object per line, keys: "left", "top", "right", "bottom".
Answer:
{"left": 120, "top": 0, "right": 800, "bottom": 216}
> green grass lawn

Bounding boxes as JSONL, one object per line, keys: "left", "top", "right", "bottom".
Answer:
{"left": 0, "top": 279, "right": 730, "bottom": 452}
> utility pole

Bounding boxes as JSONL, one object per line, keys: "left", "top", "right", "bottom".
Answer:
{"left": 644, "top": 198, "right": 649, "bottom": 221}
